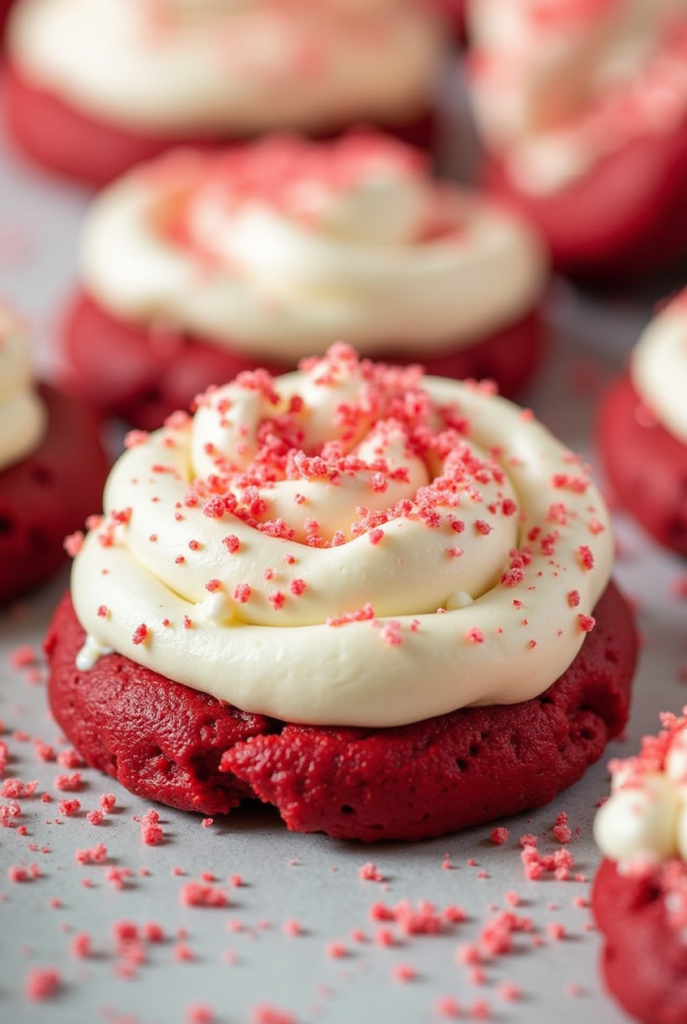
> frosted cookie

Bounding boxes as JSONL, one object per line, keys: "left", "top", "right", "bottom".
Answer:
{"left": 60, "top": 133, "right": 549, "bottom": 429}
{"left": 3, "top": 0, "right": 447, "bottom": 186}
{"left": 593, "top": 710, "right": 687, "bottom": 1024}
{"left": 466, "top": 0, "right": 687, "bottom": 283}
{"left": 0, "top": 310, "right": 108, "bottom": 605}
{"left": 45, "top": 344, "right": 636, "bottom": 840}
{"left": 597, "top": 290, "right": 687, "bottom": 555}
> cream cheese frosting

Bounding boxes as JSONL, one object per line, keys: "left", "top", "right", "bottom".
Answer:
{"left": 631, "top": 291, "right": 687, "bottom": 447}
{"left": 9, "top": 0, "right": 445, "bottom": 135}
{"left": 594, "top": 710, "right": 687, "bottom": 866}
{"left": 0, "top": 310, "right": 47, "bottom": 473}
{"left": 79, "top": 135, "right": 548, "bottom": 362}
{"left": 467, "top": 0, "right": 687, "bottom": 194}
{"left": 71, "top": 343, "right": 612, "bottom": 727}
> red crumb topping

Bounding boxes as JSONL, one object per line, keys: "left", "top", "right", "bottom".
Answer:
{"left": 179, "top": 881, "right": 229, "bottom": 908}
{"left": 25, "top": 967, "right": 61, "bottom": 1001}
{"left": 326, "top": 940, "right": 348, "bottom": 958}
{"left": 489, "top": 827, "right": 509, "bottom": 845}
{"left": 358, "top": 862, "right": 384, "bottom": 881}
{"left": 186, "top": 1004, "right": 215, "bottom": 1024}
{"left": 251, "top": 1005, "right": 296, "bottom": 1024}
{"left": 63, "top": 531, "right": 84, "bottom": 557}
{"left": 576, "top": 545, "right": 594, "bottom": 570}
{"left": 433, "top": 996, "right": 461, "bottom": 1018}
{"left": 54, "top": 772, "right": 83, "bottom": 792}
{"left": 74, "top": 843, "right": 107, "bottom": 865}
{"left": 131, "top": 624, "right": 149, "bottom": 646}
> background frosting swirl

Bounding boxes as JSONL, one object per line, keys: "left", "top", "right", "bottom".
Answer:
{"left": 79, "top": 135, "right": 547, "bottom": 362}
{"left": 468, "top": 0, "right": 687, "bottom": 194}
{"left": 10, "top": 0, "right": 445, "bottom": 134}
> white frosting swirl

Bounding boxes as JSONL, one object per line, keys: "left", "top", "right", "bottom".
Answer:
{"left": 9, "top": 0, "right": 445, "bottom": 134}
{"left": 594, "top": 713, "right": 687, "bottom": 865}
{"left": 631, "top": 291, "right": 687, "bottom": 447}
{"left": 0, "top": 310, "right": 47, "bottom": 473}
{"left": 79, "top": 136, "right": 547, "bottom": 363}
{"left": 71, "top": 344, "right": 612, "bottom": 727}
{"left": 467, "top": 0, "right": 687, "bottom": 194}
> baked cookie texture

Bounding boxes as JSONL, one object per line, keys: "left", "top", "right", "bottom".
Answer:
{"left": 46, "top": 581, "right": 634, "bottom": 841}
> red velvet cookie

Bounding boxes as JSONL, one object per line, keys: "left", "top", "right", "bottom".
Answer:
{"left": 61, "top": 290, "right": 545, "bottom": 433}
{"left": 0, "top": 384, "right": 109, "bottom": 605}
{"left": 467, "top": 1, "right": 687, "bottom": 285}
{"left": 45, "top": 581, "right": 635, "bottom": 841}
{"left": 3, "top": 0, "right": 445, "bottom": 187}
{"left": 592, "top": 857, "right": 687, "bottom": 1024}
{"left": 597, "top": 370, "right": 687, "bottom": 557}
{"left": 484, "top": 124, "right": 687, "bottom": 286}
{"left": 59, "top": 135, "right": 548, "bottom": 428}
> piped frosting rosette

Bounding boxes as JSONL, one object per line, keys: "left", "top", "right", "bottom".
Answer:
{"left": 71, "top": 344, "right": 612, "bottom": 727}
{"left": 9, "top": 0, "right": 445, "bottom": 135}
{"left": 467, "top": 0, "right": 687, "bottom": 194}
{"left": 80, "top": 133, "right": 547, "bottom": 362}
{"left": 631, "top": 290, "right": 687, "bottom": 447}
{"left": 0, "top": 309, "right": 46, "bottom": 473}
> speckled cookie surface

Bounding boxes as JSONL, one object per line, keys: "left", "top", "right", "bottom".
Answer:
{"left": 0, "top": 384, "right": 108, "bottom": 605}
{"left": 46, "top": 581, "right": 635, "bottom": 841}
{"left": 61, "top": 290, "right": 545, "bottom": 430}
{"left": 592, "top": 857, "right": 687, "bottom": 1024}
{"left": 597, "top": 370, "right": 687, "bottom": 556}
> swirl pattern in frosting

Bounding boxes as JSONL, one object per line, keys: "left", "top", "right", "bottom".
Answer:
{"left": 631, "top": 289, "right": 687, "bottom": 447}
{"left": 467, "top": 0, "right": 687, "bottom": 193}
{"left": 0, "top": 309, "right": 47, "bottom": 473}
{"left": 594, "top": 710, "right": 687, "bottom": 867}
{"left": 79, "top": 133, "right": 547, "bottom": 363}
{"left": 9, "top": 0, "right": 445, "bottom": 134}
{"left": 71, "top": 344, "right": 612, "bottom": 727}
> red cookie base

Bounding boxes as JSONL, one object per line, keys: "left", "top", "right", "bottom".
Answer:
{"left": 484, "top": 118, "right": 687, "bottom": 285}
{"left": 597, "top": 371, "right": 687, "bottom": 556}
{"left": 45, "top": 581, "right": 635, "bottom": 841}
{"left": 2, "top": 61, "right": 436, "bottom": 188}
{"left": 592, "top": 858, "right": 687, "bottom": 1024}
{"left": 0, "top": 0, "right": 15, "bottom": 42}
{"left": 61, "top": 290, "right": 545, "bottom": 430}
{"left": 0, "top": 385, "right": 109, "bottom": 605}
